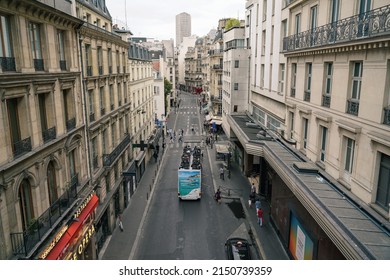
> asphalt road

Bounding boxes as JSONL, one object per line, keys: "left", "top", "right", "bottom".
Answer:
{"left": 133, "top": 93, "right": 254, "bottom": 260}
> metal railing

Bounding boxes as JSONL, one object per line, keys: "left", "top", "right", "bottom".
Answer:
{"left": 322, "top": 94, "right": 331, "bottom": 108}
{"left": 383, "top": 106, "right": 390, "bottom": 125}
{"left": 13, "top": 137, "right": 32, "bottom": 158}
{"left": 42, "top": 126, "right": 56, "bottom": 143}
{"left": 1, "top": 57, "right": 16, "bottom": 71}
{"left": 282, "top": 4, "right": 390, "bottom": 52}
{"left": 347, "top": 99, "right": 360, "bottom": 115}
{"left": 103, "top": 133, "right": 130, "bottom": 166}
{"left": 66, "top": 117, "right": 76, "bottom": 132}
{"left": 10, "top": 174, "right": 78, "bottom": 257}
{"left": 34, "top": 59, "right": 44, "bottom": 71}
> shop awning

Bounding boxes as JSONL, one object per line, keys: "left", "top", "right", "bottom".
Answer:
{"left": 44, "top": 194, "right": 99, "bottom": 260}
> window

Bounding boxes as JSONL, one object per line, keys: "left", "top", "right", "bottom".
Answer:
{"left": 281, "top": 19, "right": 287, "bottom": 50}
{"left": 234, "top": 83, "right": 239, "bottom": 90}
{"left": 233, "top": 105, "right": 238, "bottom": 112}
{"left": 100, "top": 87, "right": 105, "bottom": 115}
{"left": 57, "top": 30, "right": 66, "bottom": 70}
{"left": 47, "top": 161, "right": 58, "bottom": 205}
{"left": 109, "top": 84, "right": 114, "bottom": 110}
{"left": 289, "top": 112, "right": 294, "bottom": 139}
{"left": 234, "top": 60, "right": 239, "bottom": 68}
{"left": 295, "top": 14, "right": 301, "bottom": 34}
{"left": 270, "top": 25, "right": 274, "bottom": 54}
{"left": 323, "top": 63, "right": 333, "bottom": 107}
{"left": 29, "top": 22, "right": 44, "bottom": 71}
{"left": 108, "top": 48, "right": 112, "bottom": 73}
{"left": 97, "top": 46, "right": 102, "bottom": 75}
{"left": 102, "top": 129, "right": 107, "bottom": 154}
{"left": 105, "top": 175, "right": 110, "bottom": 193}
{"left": 302, "top": 118, "right": 308, "bottom": 149}
{"left": 117, "top": 83, "right": 122, "bottom": 106}
{"left": 260, "top": 64, "right": 265, "bottom": 88}
{"left": 376, "top": 153, "right": 390, "bottom": 211}
{"left": 310, "top": 6, "right": 318, "bottom": 30}
{"left": 262, "top": 0, "right": 267, "bottom": 21}
{"left": 69, "top": 149, "right": 76, "bottom": 178}
{"left": 291, "top": 63, "right": 297, "bottom": 97}
{"left": 92, "top": 137, "right": 98, "bottom": 170}
{"left": 344, "top": 137, "right": 355, "bottom": 173}
{"left": 330, "top": 0, "right": 340, "bottom": 23}
{"left": 19, "top": 179, "right": 34, "bottom": 230}
{"left": 85, "top": 44, "right": 92, "bottom": 76}
{"left": 347, "top": 62, "right": 363, "bottom": 115}
{"left": 279, "top": 64, "right": 285, "bottom": 93}
{"left": 0, "top": 14, "right": 15, "bottom": 71}
{"left": 262, "top": 30, "right": 266, "bottom": 53}
{"left": 111, "top": 123, "right": 115, "bottom": 148}
{"left": 305, "top": 63, "right": 312, "bottom": 101}
{"left": 319, "top": 126, "right": 327, "bottom": 162}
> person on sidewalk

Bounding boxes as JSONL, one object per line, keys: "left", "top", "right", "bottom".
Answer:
{"left": 257, "top": 208, "right": 264, "bottom": 227}
{"left": 215, "top": 188, "right": 222, "bottom": 204}
{"left": 251, "top": 182, "right": 256, "bottom": 193}
{"left": 249, "top": 192, "right": 255, "bottom": 208}
{"left": 255, "top": 198, "right": 261, "bottom": 213}
{"left": 219, "top": 167, "right": 224, "bottom": 180}
{"left": 118, "top": 214, "right": 124, "bottom": 232}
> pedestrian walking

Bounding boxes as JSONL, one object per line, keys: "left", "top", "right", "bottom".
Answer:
{"left": 249, "top": 192, "right": 255, "bottom": 208}
{"left": 219, "top": 167, "right": 224, "bottom": 180}
{"left": 215, "top": 188, "right": 222, "bottom": 204}
{"left": 257, "top": 208, "right": 264, "bottom": 227}
{"left": 255, "top": 199, "right": 261, "bottom": 212}
{"left": 118, "top": 214, "right": 124, "bottom": 232}
{"left": 251, "top": 182, "right": 256, "bottom": 193}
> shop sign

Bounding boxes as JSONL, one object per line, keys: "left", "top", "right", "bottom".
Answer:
{"left": 67, "top": 224, "right": 95, "bottom": 260}
{"left": 38, "top": 225, "right": 69, "bottom": 259}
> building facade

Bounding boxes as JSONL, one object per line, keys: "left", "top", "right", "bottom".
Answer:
{"left": 175, "top": 12, "right": 191, "bottom": 47}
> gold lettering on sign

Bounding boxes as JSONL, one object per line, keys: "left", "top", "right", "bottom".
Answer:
{"left": 71, "top": 224, "right": 95, "bottom": 260}
{"left": 38, "top": 225, "right": 69, "bottom": 259}
{"left": 73, "top": 192, "right": 94, "bottom": 220}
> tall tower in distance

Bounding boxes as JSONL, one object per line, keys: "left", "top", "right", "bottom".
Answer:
{"left": 175, "top": 12, "right": 191, "bottom": 47}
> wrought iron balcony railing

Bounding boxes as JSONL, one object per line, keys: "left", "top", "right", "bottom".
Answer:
{"left": 10, "top": 175, "right": 78, "bottom": 257}
{"left": 213, "top": 64, "right": 223, "bottom": 70}
{"left": 42, "top": 126, "right": 56, "bottom": 143}
{"left": 1, "top": 56, "right": 16, "bottom": 71}
{"left": 102, "top": 133, "right": 131, "bottom": 166}
{"left": 383, "top": 106, "right": 390, "bottom": 125}
{"left": 13, "top": 137, "right": 32, "bottom": 158}
{"left": 59, "top": 60, "right": 66, "bottom": 71}
{"left": 66, "top": 117, "right": 76, "bottom": 132}
{"left": 290, "top": 88, "right": 296, "bottom": 97}
{"left": 282, "top": 4, "right": 390, "bottom": 52}
{"left": 347, "top": 99, "right": 360, "bottom": 116}
{"left": 304, "top": 90, "right": 311, "bottom": 102}
{"left": 34, "top": 59, "right": 44, "bottom": 71}
{"left": 322, "top": 94, "right": 331, "bottom": 108}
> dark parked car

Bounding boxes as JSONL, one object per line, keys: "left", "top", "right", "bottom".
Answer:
{"left": 224, "top": 238, "right": 251, "bottom": 260}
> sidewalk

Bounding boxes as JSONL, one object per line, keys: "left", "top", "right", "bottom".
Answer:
{"left": 206, "top": 142, "right": 289, "bottom": 260}
{"left": 100, "top": 141, "right": 165, "bottom": 260}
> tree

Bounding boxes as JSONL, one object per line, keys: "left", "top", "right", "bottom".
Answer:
{"left": 225, "top": 18, "right": 240, "bottom": 31}
{"left": 164, "top": 78, "right": 172, "bottom": 114}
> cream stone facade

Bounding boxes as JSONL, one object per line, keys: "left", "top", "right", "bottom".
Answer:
{"left": 0, "top": 0, "right": 86, "bottom": 259}
{"left": 283, "top": 0, "right": 390, "bottom": 218}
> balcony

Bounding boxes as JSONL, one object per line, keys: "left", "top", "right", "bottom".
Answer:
{"left": 10, "top": 174, "right": 78, "bottom": 257}
{"left": 102, "top": 133, "right": 130, "bottom": 166}
{"left": 347, "top": 99, "right": 359, "bottom": 116}
{"left": 59, "top": 60, "right": 66, "bottom": 71}
{"left": 34, "top": 59, "right": 44, "bottom": 71}
{"left": 89, "top": 112, "right": 95, "bottom": 122}
{"left": 13, "top": 137, "right": 32, "bottom": 158}
{"left": 1, "top": 57, "right": 16, "bottom": 71}
{"left": 290, "top": 88, "right": 296, "bottom": 97}
{"left": 282, "top": 4, "right": 390, "bottom": 52}
{"left": 322, "top": 94, "right": 331, "bottom": 108}
{"left": 304, "top": 90, "right": 311, "bottom": 102}
{"left": 383, "top": 106, "right": 390, "bottom": 125}
{"left": 42, "top": 126, "right": 56, "bottom": 143}
{"left": 66, "top": 117, "right": 76, "bottom": 132}
{"left": 86, "top": 66, "right": 92, "bottom": 76}
{"left": 213, "top": 64, "right": 223, "bottom": 70}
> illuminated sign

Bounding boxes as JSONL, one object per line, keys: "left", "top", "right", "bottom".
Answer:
{"left": 68, "top": 224, "right": 95, "bottom": 260}
{"left": 39, "top": 225, "right": 69, "bottom": 259}
{"left": 73, "top": 192, "right": 94, "bottom": 220}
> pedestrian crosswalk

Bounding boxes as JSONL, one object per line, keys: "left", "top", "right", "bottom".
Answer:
{"left": 166, "top": 140, "right": 205, "bottom": 149}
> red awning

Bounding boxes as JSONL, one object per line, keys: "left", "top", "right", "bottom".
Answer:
{"left": 45, "top": 194, "right": 99, "bottom": 260}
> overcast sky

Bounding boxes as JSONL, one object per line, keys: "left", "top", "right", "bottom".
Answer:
{"left": 105, "top": 0, "right": 245, "bottom": 41}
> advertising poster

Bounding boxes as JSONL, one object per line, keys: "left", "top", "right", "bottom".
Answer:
{"left": 288, "top": 213, "right": 314, "bottom": 260}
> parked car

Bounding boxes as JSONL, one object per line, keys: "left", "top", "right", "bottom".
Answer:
{"left": 224, "top": 237, "right": 251, "bottom": 260}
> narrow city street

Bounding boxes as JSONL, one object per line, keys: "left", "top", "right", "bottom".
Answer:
{"left": 133, "top": 92, "right": 258, "bottom": 260}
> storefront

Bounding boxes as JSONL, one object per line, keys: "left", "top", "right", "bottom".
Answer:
{"left": 38, "top": 192, "right": 99, "bottom": 260}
